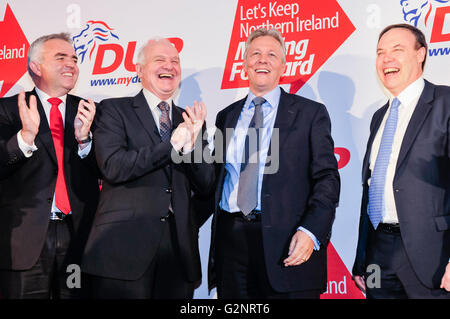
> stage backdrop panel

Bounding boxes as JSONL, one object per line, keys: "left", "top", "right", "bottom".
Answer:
{"left": 1, "top": 0, "right": 448, "bottom": 299}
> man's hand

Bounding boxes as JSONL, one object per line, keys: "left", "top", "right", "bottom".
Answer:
{"left": 440, "top": 262, "right": 450, "bottom": 292}
{"left": 171, "top": 101, "right": 207, "bottom": 152}
{"left": 283, "top": 230, "right": 314, "bottom": 267}
{"left": 182, "top": 101, "right": 207, "bottom": 150}
{"left": 18, "top": 91, "right": 40, "bottom": 146}
{"left": 353, "top": 275, "right": 366, "bottom": 293}
{"left": 171, "top": 122, "right": 191, "bottom": 152}
{"left": 74, "top": 99, "right": 96, "bottom": 142}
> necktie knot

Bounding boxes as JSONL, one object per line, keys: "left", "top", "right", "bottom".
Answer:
{"left": 391, "top": 97, "right": 400, "bottom": 110}
{"left": 158, "top": 101, "right": 170, "bottom": 113}
{"left": 252, "top": 97, "right": 266, "bottom": 108}
{"left": 250, "top": 97, "right": 265, "bottom": 129}
{"left": 48, "top": 97, "right": 62, "bottom": 108}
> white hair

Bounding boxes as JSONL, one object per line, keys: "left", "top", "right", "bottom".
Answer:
{"left": 136, "top": 37, "right": 175, "bottom": 65}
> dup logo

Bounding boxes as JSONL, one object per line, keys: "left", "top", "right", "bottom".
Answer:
{"left": 400, "top": 0, "right": 450, "bottom": 43}
{"left": 72, "top": 20, "right": 119, "bottom": 64}
{"left": 72, "top": 20, "right": 135, "bottom": 75}
{"left": 72, "top": 20, "right": 183, "bottom": 76}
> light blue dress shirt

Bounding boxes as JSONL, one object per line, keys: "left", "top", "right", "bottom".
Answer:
{"left": 219, "top": 86, "right": 320, "bottom": 250}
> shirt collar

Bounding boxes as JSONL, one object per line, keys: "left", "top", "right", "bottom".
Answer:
{"left": 386, "top": 77, "right": 425, "bottom": 108}
{"left": 34, "top": 87, "right": 67, "bottom": 106}
{"left": 142, "top": 88, "right": 173, "bottom": 112}
{"left": 245, "top": 86, "right": 281, "bottom": 110}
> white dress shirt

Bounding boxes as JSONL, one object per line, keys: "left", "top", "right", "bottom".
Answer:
{"left": 16, "top": 88, "right": 92, "bottom": 215}
{"left": 17, "top": 87, "right": 92, "bottom": 158}
{"left": 369, "top": 77, "right": 425, "bottom": 224}
{"left": 142, "top": 88, "right": 173, "bottom": 132}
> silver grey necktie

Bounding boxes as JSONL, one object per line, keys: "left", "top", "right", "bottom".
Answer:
{"left": 237, "top": 96, "right": 265, "bottom": 215}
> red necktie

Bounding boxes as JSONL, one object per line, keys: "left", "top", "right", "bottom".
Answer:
{"left": 48, "top": 97, "right": 71, "bottom": 215}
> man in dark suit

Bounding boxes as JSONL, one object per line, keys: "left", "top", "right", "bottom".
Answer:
{"left": 352, "top": 24, "right": 450, "bottom": 298}
{"left": 0, "top": 33, "right": 99, "bottom": 298}
{"left": 208, "top": 28, "right": 340, "bottom": 299}
{"left": 82, "top": 38, "right": 215, "bottom": 298}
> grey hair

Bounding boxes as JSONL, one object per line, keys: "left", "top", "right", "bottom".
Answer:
{"left": 27, "top": 32, "right": 73, "bottom": 79}
{"left": 136, "top": 37, "right": 175, "bottom": 65}
{"left": 244, "top": 28, "right": 286, "bottom": 63}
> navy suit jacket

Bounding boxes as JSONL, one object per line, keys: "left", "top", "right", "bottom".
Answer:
{"left": 353, "top": 80, "right": 450, "bottom": 288}
{"left": 208, "top": 88, "right": 340, "bottom": 293}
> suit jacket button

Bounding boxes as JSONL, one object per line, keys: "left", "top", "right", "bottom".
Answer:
{"left": 165, "top": 188, "right": 172, "bottom": 193}
{"left": 8, "top": 155, "right": 17, "bottom": 164}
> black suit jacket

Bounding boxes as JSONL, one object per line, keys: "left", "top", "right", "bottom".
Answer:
{"left": 82, "top": 90, "right": 215, "bottom": 282}
{"left": 0, "top": 90, "right": 100, "bottom": 270}
{"left": 208, "top": 88, "right": 340, "bottom": 293}
{"left": 353, "top": 80, "right": 450, "bottom": 288}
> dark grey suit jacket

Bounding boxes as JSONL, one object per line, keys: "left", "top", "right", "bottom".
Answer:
{"left": 82, "top": 90, "right": 215, "bottom": 282}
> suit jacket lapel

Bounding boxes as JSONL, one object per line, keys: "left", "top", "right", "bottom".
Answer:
{"left": 214, "top": 98, "right": 244, "bottom": 205}
{"left": 272, "top": 88, "right": 299, "bottom": 149}
{"left": 167, "top": 104, "right": 184, "bottom": 179}
{"left": 395, "top": 80, "right": 434, "bottom": 173}
{"left": 31, "top": 89, "right": 57, "bottom": 165}
{"left": 64, "top": 95, "right": 77, "bottom": 160}
{"left": 132, "top": 90, "right": 161, "bottom": 145}
{"left": 172, "top": 103, "right": 183, "bottom": 129}
{"left": 222, "top": 99, "right": 245, "bottom": 164}
{"left": 362, "top": 103, "right": 388, "bottom": 183}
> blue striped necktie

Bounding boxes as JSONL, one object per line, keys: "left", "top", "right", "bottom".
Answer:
{"left": 368, "top": 97, "right": 400, "bottom": 229}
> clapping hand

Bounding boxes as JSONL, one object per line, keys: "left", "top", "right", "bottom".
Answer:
{"left": 75, "top": 99, "right": 96, "bottom": 142}
{"left": 171, "top": 101, "right": 207, "bottom": 152}
{"left": 18, "top": 91, "right": 40, "bottom": 146}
